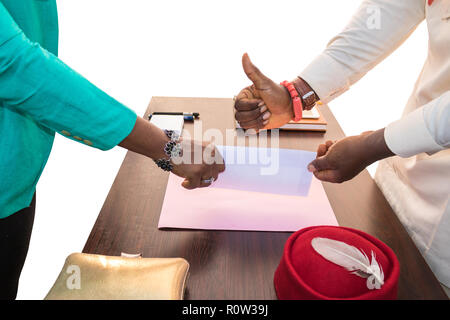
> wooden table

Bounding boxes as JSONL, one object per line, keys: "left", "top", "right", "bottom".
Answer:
{"left": 83, "top": 96, "right": 447, "bottom": 300}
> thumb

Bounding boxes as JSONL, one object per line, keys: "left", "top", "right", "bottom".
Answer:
{"left": 181, "top": 177, "right": 199, "bottom": 190}
{"left": 242, "top": 53, "right": 270, "bottom": 89}
{"left": 307, "top": 155, "right": 331, "bottom": 173}
{"left": 182, "top": 178, "right": 194, "bottom": 190}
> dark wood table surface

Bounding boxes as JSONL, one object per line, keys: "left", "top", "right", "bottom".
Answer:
{"left": 83, "top": 96, "right": 447, "bottom": 300}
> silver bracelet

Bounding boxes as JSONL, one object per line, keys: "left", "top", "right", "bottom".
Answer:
{"left": 154, "top": 130, "right": 182, "bottom": 172}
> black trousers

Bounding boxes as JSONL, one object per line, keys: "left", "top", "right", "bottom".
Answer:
{"left": 0, "top": 194, "right": 36, "bottom": 300}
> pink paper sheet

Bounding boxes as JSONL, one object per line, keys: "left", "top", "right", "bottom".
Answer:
{"left": 158, "top": 147, "right": 338, "bottom": 232}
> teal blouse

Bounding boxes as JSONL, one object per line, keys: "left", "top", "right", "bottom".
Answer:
{"left": 0, "top": 0, "right": 137, "bottom": 218}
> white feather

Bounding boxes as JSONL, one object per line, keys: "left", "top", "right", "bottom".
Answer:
{"left": 311, "top": 237, "right": 384, "bottom": 290}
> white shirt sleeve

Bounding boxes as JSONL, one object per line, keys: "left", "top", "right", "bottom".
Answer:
{"left": 300, "top": 0, "right": 425, "bottom": 104}
{"left": 384, "top": 92, "right": 450, "bottom": 157}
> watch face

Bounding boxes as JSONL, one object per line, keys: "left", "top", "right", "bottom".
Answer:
{"left": 303, "top": 91, "right": 316, "bottom": 106}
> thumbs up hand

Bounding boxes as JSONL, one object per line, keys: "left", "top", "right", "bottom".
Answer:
{"left": 234, "top": 53, "right": 294, "bottom": 130}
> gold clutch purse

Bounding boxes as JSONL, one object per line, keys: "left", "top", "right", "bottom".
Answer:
{"left": 44, "top": 253, "right": 189, "bottom": 300}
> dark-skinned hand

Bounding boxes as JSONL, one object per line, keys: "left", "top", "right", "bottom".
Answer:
{"left": 234, "top": 53, "right": 294, "bottom": 131}
{"left": 308, "top": 129, "right": 394, "bottom": 183}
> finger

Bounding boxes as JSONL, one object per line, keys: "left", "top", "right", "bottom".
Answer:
{"left": 238, "top": 114, "right": 270, "bottom": 130}
{"left": 316, "top": 140, "right": 334, "bottom": 158}
{"left": 242, "top": 53, "right": 270, "bottom": 89}
{"left": 307, "top": 155, "right": 331, "bottom": 173}
{"left": 325, "top": 140, "right": 334, "bottom": 148}
{"left": 316, "top": 143, "right": 328, "bottom": 158}
{"left": 182, "top": 176, "right": 201, "bottom": 190}
{"left": 313, "top": 170, "right": 342, "bottom": 183}
{"left": 235, "top": 105, "right": 269, "bottom": 123}
{"left": 235, "top": 88, "right": 255, "bottom": 101}
{"left": 235, "top": 97, "right": 262, "bottom": 112}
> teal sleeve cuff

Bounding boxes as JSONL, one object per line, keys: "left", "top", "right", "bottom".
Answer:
{"left": 91, "top": 103, "right": 137, "bottom": 151}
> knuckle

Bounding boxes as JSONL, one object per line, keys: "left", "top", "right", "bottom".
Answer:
{"left": 234, "top": 100, "right": 244, "bottom": 111}
{"left": 252, "top": 107, "right": 262, "bottom": 118}
{"left": 257, "top": 117, "right": 265, "bottom": 129}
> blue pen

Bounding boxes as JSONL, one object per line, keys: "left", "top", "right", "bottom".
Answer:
{"left": 149, "top": 112, "right": 199, "bottom": 121}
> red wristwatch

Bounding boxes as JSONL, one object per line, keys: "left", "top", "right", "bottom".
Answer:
{"left": 281, "top": 80, "right": 302, "bottom": 122}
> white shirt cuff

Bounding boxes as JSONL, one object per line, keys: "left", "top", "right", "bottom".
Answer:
{"left": 299, "top": 52, "right": 351, "bottom": 104}
{"left": 384, "top": 107, "right": 444, "bottom": 158}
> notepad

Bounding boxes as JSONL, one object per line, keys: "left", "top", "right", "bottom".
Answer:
{"left": 158, "top": 146, "right": 338, "bottom": 232}
{"left": 235, "top": 107, "right": 327, "bottom": 132}
{"left": 280, "top": 107, "right": 327, "bottom": 131}
{"left": 302, "top": 107, "right": 320, "bottom": 119}
{"left": 149, "top": 114, "right": 184, "bottom": 134}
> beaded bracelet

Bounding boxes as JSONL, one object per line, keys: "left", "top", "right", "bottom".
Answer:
{"left": 281, "top": 80, "right": 303, "bottom": 122}
{"left": 154, "top": 130, "right": 182, "bottom": 172}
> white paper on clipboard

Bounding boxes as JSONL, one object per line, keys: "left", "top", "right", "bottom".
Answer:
{"left": 302, "top": 108, "right": 320, "bottom": 119}
{"left": 149, "top": 114, "right": 184, "bottom": 134}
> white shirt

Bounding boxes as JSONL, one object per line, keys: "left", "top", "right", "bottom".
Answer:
{"left": 300, "top": 0, "right": 450, "bottom": 286}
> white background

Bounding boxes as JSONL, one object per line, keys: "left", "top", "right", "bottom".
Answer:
{"left": 17, "top": 0, "right": 428, "bottom": 299}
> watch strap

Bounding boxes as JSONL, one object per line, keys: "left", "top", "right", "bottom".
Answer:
{"left": 293, "top": 77, "right": 319, "bottom": 110}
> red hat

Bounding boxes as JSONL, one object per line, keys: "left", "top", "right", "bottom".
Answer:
{"left": 274, "top": 226, "right": 400, "bottom": 300}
